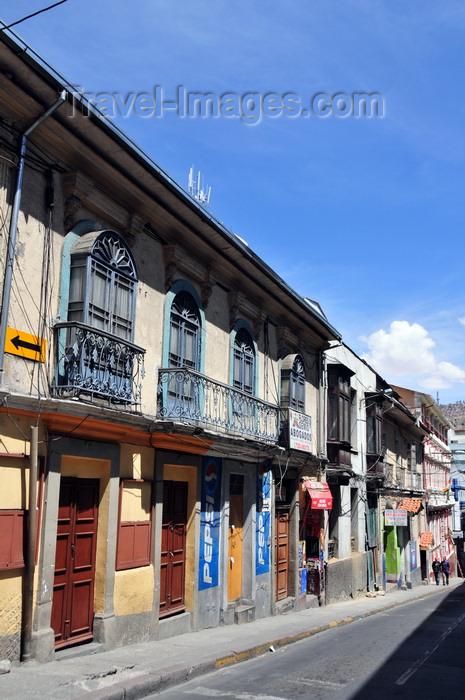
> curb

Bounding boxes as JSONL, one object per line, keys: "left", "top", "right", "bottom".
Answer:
{"left": 79, "top": 584, "right": 459, "bottom": 699}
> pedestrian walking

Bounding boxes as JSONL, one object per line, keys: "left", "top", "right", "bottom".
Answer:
{"left": 441, "top": 558, "right": 451, "bottom": 585}
{"left": 432, "top": 559, "right": 441, "bottom": 585}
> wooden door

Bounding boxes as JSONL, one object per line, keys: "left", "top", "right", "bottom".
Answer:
{"left": 228, "top": 474, "right": 243, "bottom": 602}
{"left": 275, "top": 508, "right": 290, "bottom": 600}
{"left": 160, "top": 481, "right": 187, "bottom": 617}
{"left": 51, "top": 477, "right": 99, "bottom": 649}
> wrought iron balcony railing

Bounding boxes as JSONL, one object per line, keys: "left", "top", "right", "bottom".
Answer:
{"left": 157, "top": 367, "right": 279, "bottom": 443}
{"left": 52, "top": 322, "right": 145, "bottom": 409}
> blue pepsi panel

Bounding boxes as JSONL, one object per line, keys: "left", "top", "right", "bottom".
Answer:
{"left": 198, "top": 457, "right": 222, "bottom": 590}
{"left": 256, "top": 468, "right": 271, "bottom": 575}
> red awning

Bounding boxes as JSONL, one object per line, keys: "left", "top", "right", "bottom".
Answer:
{"left": 303, "top": 481, "right": 333, "bottom": 510}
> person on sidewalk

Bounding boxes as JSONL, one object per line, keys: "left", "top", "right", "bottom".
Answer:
{"left": 432, "top": 559, "right": 441, "bottom": 585}
{"left": 441, "top": 558, "right": 451, "bottom": 585}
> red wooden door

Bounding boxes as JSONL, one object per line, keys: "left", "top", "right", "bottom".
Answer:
{"left": 275, "top": 508, "right": 289, "bottom": 601}
{"left": 159, "top": 481, "right": 187, "bottom": 617}
{"left": 51, "top": 477, "right": 99, "bottom": 648}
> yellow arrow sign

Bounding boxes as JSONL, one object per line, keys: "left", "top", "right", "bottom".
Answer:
{"left": 5, "top": 327, "right": 46, "bottom": 362}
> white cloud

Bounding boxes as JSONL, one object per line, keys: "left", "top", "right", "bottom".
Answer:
{"left": 459, "top": 316, "right": 465, "bottom": 326}
{"left": 360, "top": 320, "right": 465, "bottom": 390}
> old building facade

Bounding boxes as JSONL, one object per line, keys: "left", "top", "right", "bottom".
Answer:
{"left": 0, "top": 31, "right": 341, "bottom": 663}
{"left": 1, "top": 30, "right": 459, "bottom": 667}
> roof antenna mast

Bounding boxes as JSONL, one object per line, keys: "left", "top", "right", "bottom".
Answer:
{"left": 188, "top": 165, "right": 211, "bottom": 206}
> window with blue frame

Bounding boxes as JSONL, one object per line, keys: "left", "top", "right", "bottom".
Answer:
{"left": 281, "top": 354, "right": 306, "bottom": 412}
{"left": 169, "top": 291, "right": 201, "bottom": 370}
{"left": 233, "top": 327, "right": 255, "bottom": 394}
{"left": 59, "top": 230, "right": 142, "bottom": 404}
{"left": 68, "top": 231, "right": 137, "bottom": 340}
{"left": 166, "top": 290, "right": 201, "bottom": 416}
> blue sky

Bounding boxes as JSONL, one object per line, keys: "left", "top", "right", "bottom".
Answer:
{"left": 2, "top": 1, "right": 465, "bottom": 403}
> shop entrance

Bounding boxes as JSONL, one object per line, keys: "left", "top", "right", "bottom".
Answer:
{"left": 228, "top": 474, "right": 244, "bottom": 601}
{"left": 160, "top": 480, "right": 187, "bottom": 617}
{"left": 51, "top": 477, "right": 99, "bottom": 649}
{"left": 275, "top": 507, "right": 290, "bottom": 600}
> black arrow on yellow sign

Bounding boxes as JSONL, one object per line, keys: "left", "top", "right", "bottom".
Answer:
{"left": 11, "top": 334, "right": 42, "bottom": 354}
{"left": 5, "top": 326, "right": 46, "bottom": 362}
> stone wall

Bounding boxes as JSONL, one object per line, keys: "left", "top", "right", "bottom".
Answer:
{"left": 325, "top": 552, "right": 367, "bottom": 605}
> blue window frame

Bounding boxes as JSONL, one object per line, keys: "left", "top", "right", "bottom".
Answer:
{"left": 281, "top": 354, "right": 306, "bottom": 412}
{"left": 169, "top": 291, "right": 201, "bottom": 370}
{"left": 233, "top": 327, "right": 255, "bottom": 394}
{"left": 68, "top": 231, "right": 137, "bottom": 341}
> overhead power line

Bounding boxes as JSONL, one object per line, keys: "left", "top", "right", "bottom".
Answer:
{"left": 1, "top": 1, "right": 70, "bottom": 30}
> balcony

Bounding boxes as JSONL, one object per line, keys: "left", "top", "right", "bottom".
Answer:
{"left": 52, "top": 322, "right": 145, "bottom": 409}
{"left": 366, "top": 454, "right": 385, "bottom": 475}
{"left": 327, "top": 442, "right": 352, "bottom": 468}
{"left": 157, "top": 367, "right": 279, "bottom": 443}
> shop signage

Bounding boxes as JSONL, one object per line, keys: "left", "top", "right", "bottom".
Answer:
{"left": 288, "top": 408, "right": 312, "bottom": 452}
{"left": 198, "top": 457, "right": 221, "bottom": 590}
{"left": 385, "top": 509, "right": 408, "bottom": 526}
{"left": 303, "top": 481, "right": 333, "bottom": 510}
{"left": 256, "top": 467, "right": 271, "bottom": 575}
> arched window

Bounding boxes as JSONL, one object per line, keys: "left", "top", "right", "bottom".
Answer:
{"left": 281, "top": 354, "right": 306, "bottom": 412}
{"left": 68, "top": 230, "right": 137, "bottom": 340}
{"left": 169, "top": 291, "right": 200, "bottom": 370}
{"left": 56, "top": 229, "right": 144, "bottom": 406}
{"left": 233, "top": 327, "right": 255, "bottom": 394}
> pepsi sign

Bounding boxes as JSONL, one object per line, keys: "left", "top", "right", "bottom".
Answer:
{"left": 199, "top": 457, "right": 221, "bottom": 590}
{"left": 256, "top": 467, "right": 271, "bottom": 576}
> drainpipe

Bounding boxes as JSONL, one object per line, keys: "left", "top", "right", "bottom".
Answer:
{"left": 22, "top": 425, "right": 38, "bottom": 661}
{"left": 0, "top": 90, "right": 67, "bottom": 386}
{"left": 318, "top": 348, "right": 327, "bottom": 469}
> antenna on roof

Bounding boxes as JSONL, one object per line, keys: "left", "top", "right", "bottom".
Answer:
{"left": 188, "top": 165, "right": 211, "bottom": 206}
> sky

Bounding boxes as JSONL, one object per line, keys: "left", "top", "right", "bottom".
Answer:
{"left": 2, "top": 1, "right": 465, "bottom": 404}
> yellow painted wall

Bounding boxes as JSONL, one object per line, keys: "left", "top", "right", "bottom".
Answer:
{"left": 114, "top": 566, "right": 154, "bottom": 616}
{"left": 120, "top": 444, "right": 154, "bottom": 480}
{"left": 0, "top": 570, "right": 23, "bottom": 638}
{"left": 0, "top": 423, "right": 30, "bottom": 457}
{"left": 0, "top": 458, "right": 28, "bottom": 509}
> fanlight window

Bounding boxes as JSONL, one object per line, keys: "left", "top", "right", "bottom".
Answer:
{"left": 169, "top": 291, "right": 201, "bottom": 370}
{"left": 281, "top": 354, "right": 306, "bottom": 412}
{"left": 68, "top": 231, "right": 137, "bottom": 341}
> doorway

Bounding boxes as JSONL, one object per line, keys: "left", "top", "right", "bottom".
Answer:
{"left": 160, "top": 480, "right": 188, "bottom": 617}
{"left": 51, "top": 477, "right": 99, "bottom": 649}
{"left": 228, "top": 474, "right": 244, "bottom": 602}
{"left": 275, "top": 507, "right": 290, "bottom": 600}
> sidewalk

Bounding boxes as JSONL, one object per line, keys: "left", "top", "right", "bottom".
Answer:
{"left": 1, "top": 578, "right": 463, "bottom": 700}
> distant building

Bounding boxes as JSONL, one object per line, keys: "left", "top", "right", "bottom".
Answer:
{"left": 393, "top": 387, "right": 455, "bottom": 580}
{"left": 449, "top": 426, "right": 465, "bottom": 572}
{"left": 324, "top": 347, "right": 428, "bottom": 597}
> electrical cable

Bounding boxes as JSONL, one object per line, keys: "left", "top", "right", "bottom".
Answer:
{"left": 1, "top": 1, "right": 70, "bottom": 30}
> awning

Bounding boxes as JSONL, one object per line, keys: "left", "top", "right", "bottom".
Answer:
{"left": 397, "top": 498, "right": 423, "bottom": 514}
{"left": 419, "top": 532, "right": 433, "bottom": 549}
{"left": 303, "top": 481, "right": 333, "bottom": 510}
